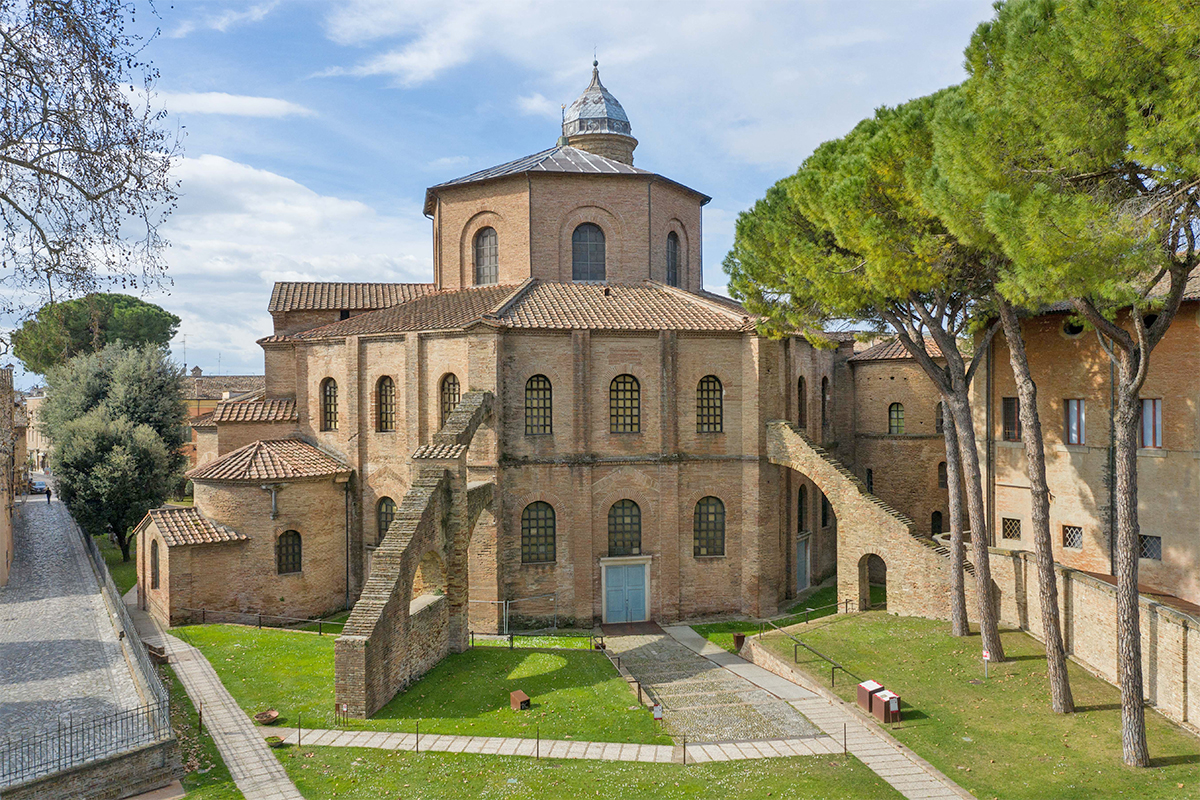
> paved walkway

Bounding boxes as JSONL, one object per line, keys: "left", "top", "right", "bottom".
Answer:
{"left": 662, "top": 626, "right": 972, "bottom": 800}
{"left": 0, "top": 499, "right": 141, "bottom": 741}
{"left": 127, "top": 592, "right": 303, "bottom": 800}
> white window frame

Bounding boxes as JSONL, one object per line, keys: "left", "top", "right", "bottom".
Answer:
{"left": 1065, "top": 399, "right": 1085, "bottom": 445}
{"left": 1140, "top": 398, "right": 1162, "bottom": 449}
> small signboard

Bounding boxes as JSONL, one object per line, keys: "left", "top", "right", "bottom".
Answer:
{"left": 652, "top": 704, "right": 663, "bottom": 721}
{"left": 982, "top": 649, "right": 991, "bottom": 661}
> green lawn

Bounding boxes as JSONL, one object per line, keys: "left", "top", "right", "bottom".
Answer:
{"left": 96, "top": 532, "right": 137, "bottom": 595}
{"left": 473, "top": 633, "right": 593, "bottom": 650}
{"left": 691, "top": 584, "right": 884, "bottom": 652}
{"left": 275, "top": 746, "right": 901, "bottom": 800}
{"left": 159, "top": 664, "right": 243, "bottom": 800}
{"left": 298, "top": 611, "right": 350, "bottom": 633}
{"left": 173, "top": 624, "right": 670, "bottom": 744}
{"left": 763, "top": 612, "right": 1200, "bottom": 800}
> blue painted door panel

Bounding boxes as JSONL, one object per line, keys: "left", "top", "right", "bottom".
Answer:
{"left": 605, "top": 565, "right": 647, "bottom": 623}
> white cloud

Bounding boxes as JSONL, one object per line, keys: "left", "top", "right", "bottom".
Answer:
{"left": 169, "top": 2, "right": 281, "bottom": 38}
{"left": 426, "top": 155, "right": 469, "bottom": 171}
{"left": 159, "top": 92, "right": 315, "bottom": 118}
{"left": 516, "top": 92, "right": 560, "bottom": 118}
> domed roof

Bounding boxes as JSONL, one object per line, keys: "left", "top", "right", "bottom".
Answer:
{"left": 562, "top": 61, "right": 632, "bottom": 138}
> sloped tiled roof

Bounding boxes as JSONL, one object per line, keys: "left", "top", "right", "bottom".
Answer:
{"left": 142, "top": 507, "right": 246, "bottom": 547}
{"left": 212, "top": 398, "right": 298, "bottom": 424}
{"left": 848, "top": 337, "right": 944, "bottom": 362}
{"left": 191, "top": 411, "right": 217, "bottom": 430}
{"left": 268, "top": 282, "right": 435, "bottom": 314}
{"left": 188, "top": 439, "right": 349, "bottom": 482}
{"left": 290, "top": 284, "right": 521, "bottom": 339}
{"left": 188, "top": 375, "right": 266, "bottom": 401}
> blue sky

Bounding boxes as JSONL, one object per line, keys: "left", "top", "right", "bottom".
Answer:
{"left": 20, "top": 0, "right": 998, "bottom": 384}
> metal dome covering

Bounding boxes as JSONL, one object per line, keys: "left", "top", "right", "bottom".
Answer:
{"left": 562, "top": 61, "right": 632, "bottom": 138}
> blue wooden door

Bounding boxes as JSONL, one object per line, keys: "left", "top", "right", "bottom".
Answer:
{"left": 605, "top": 565, "right": 647, "bottom": 622}
{"left": 796, "top": 538, "right": 810, "bottom": 593}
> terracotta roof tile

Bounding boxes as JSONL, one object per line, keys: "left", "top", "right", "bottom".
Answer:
{"left": 142, "top": 507, "right": 246, "bottom": 547}
{"left": 188, "top": 439, "right": 349, "bottom": 482}
{"left": 191, "top": 411, "right": 217, "bottom": 429}
{"left": 290, "top": 284, "right": 520, "bottom": 339}
{"left": 848, "top": 337, "right": 944, "bottom": 362}
{"left": 268, "top": 282, "right": 435, "bottom": 314}
{"left": 212, "top": 398, "right": 298, "bottom": 424}
{"left": 187, "top": 375, "right": 265, "bottom": 400}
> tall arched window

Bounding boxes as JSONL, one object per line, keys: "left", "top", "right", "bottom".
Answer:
{"left": 797, "top": 376, "right": 807, "bottom": 429}
{"left": 932, "top": 511, "right": 944, "bottom": 536}
{"left": 666, "top": 231, "right": 680, "bottom": 287}
{"left": 938, "top": 461, "right": 948, "bottom": 489}
{"left": 821, "top": 494, "right": 831, "bottom": 528}
{"left": 474, "top": 226, "right": 498, "bottom": 285}
{"left": 277, "top": 530, "right": 302, "bottom": 574}
{"left": 798, "top": 485, "right": 808, "bottom": 533}
{"left": 572, "top": 223, "right": 606, "bottom": 281}
{"left": 440, "top": 373, "right": 460, "bottom": 427}
{"left": 821, "top": 377, "right": 829, "bottom": 432}
{"left": 935, "top": 402, "right": 945, "bottom": 434}
{"left": 888, "top": 403, "right": 905, "bottom": 435}
{"left": 320, "top": 378, "right": 338, "bottom": 431}
{"left": 697, "top": 375, "right": 723, "bottom": 432}
{"left": 608, "top": 500, "right": 641, "bottom": 556}
{"left": 525, "top": 375, "right": 552, "bottom": 435}
{"left": 521, "top": 502, "right": 556, "bottom": 563}
{"left": 609, "top": 374, "right": 640, "bottom": 433}
{"left": 150, "top": 539, "right": 160, "bottom": 590}
{"left": 377, "top": 497, "right": 396, "bottom": 545}
{"left": 376, "top": 376, "right": 396, "bottom": 432}
{"left": 693, "top": 496, "right": 725, "bottom": 557}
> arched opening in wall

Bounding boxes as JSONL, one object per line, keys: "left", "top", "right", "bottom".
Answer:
{"left": 412, "top": 549, "right": 447, "bottom": 600}
{"left": 797, "top": 376, "right": 807, "bottom": 429}
{"left": 820, "top": 377, "right": 829, "bottom": 435}
{"left": 857, "top": 553, "right": 887, "bottom": 611}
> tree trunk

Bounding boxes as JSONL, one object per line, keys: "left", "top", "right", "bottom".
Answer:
{"left": 1113, "top": 369, "right": 1149, "bottom": 766}
{"left": 998, "top": 300, "right": 1073, "bottom": 712}
{"left": 945, "top": 392, "right": 1006, "bottom": 662}
{"left": 942, "top": 407, "right": 969, "bottom": 637}
{"left": 118, "top": 532, "right": 131, "bottom": 562}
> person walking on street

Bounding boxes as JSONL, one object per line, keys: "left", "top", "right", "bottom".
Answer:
{"left": 45, "top": 486, "right": 51, "bottom": 504}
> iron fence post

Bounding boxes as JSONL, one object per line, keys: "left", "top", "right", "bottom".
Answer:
{"left": 416, "top": 721, "right": 419, "bottom": 754}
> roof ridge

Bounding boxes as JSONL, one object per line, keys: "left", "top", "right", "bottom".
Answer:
{"left": 650, "top": 281, "right": 752, "bottom": 323}
{"left": 487, "top": 277, "right": 539, "bottom": 320}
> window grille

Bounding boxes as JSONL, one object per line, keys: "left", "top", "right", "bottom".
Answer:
{"left": 1139, "top": 534, "right": 1162, "bottom": 560}
{"left": 608, "top": 500, "right": 641, "bottom": 556}
{"left": 666, "top": 231, "right": 680, "bottom": 286}
{"left": 932, "top": 511, "right": 943, "bottom": 536}
{"left": 440, "top": 374, "right": 460, "bottom": 428}
{"left": 572, "top": 223, "right": 606, "bottom": 281}
{"left": 1062, "top": 525, "right": 1083, "bottom": 549}
{"left": 696, "top": 375, "right": 723, "bottom": 432}
{"left": 474, "top": 226, "right": 498, "bottom": 285}
{"left": 377, "top": 376, "right": 396, "bottom": 432}
{"left": 888, "top": 403, "right": 904, "bottom": 435}
{"left": 1140, "top": 398, "right": 1162, "bottom": 448}
{"left": 938, "top": 461, "right": 947, "bottom": 489}
{"left": 277, "top": 531, "right": 302, "bottom": 574}
{"left": 1065, "top": 399, "right": 1085, "bottom": 445}
{"left": 1002, "top": 517, "right": 1022, "bottom": 540}
{"left": 321, "top": 378, "right": 338, "bottom": 431}
{"left": 377, "top": 497, "right": 396, "bottom": 545}
{"left": 1002, "top": 397, "right": 1021, "bottom": 441}
{"left": 693, "top": 496, "right": 725, "bottom": 557}
{"left": 525, "top": 375, "right": 552, "bottom": 435}
{"left": 797, "top": 377, "right": 807, "bottom": 428}
{"left": 150, "top": 539, "right": 159, "bottom": 590}
{"left": 521, "top": 502, "right": 556, "bottom": 563}
{"left": 609, "top": 374, "right": 640, "bottom": 433}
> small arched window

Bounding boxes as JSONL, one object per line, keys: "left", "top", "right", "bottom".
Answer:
{"left": 376, "top": 376, "right": 395, "bottom": 432}
{"left": 797, "top": 376, "right": 807, "bottom": 429}
{"left": 798, "top": 485, "right": 808, "bottom": 533}
{"left": 666, "top": 231, "right": 680, "bottom": 287}
{"left": 821, "top": 377, "right": 829, "bottom": 431}
{"left": 694, "top": 496, "right": 725, "bottom": 557}
{"left": 822, "top": 494, "right": 831, "bottom": 528}
{"left": 938, "top": 461, "right": 948, "bottom": 489}
{"left": 440, "top": 373, "right": 460, "bottom": 427}
{"left": 935, "top": 402, "right": 945, "bottom": 434}
{"left": 609, "top": 374, "right": 640, "bottom": 433}
{"left": 697, "top": 375, "right": 722, "bottom": 433}
{"left": 932, "top": 511, "right": 944, "bottom": 536}
{"left": 277, "top": 530, "right": 302, "bottom": 574}
{"left": 150, "top": 539, "right": 160, "bottom": 590}
{"left": 320, "top": 378, "right": 338, "bottom": 431}
{"left": 525, "top": 375, "right": 552, "bottom": 435}
{"left": 521, "top": 502, "right": 556, "bottom": 563}
{"left": 474, "top": 226, "right": 498, "bottom": 285}
{"left": 572, "top": 223, "right": 606, "bottom": 281}
{"left": 377, "top": 497, "right": 396, "bottom": 545}
{"left": 608, "top": 499, "right": 641, "bottom": 556}
{"left": 888, "top": 403, "right": 905, "bottom": 435}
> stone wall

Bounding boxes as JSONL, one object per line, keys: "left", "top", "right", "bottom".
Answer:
{"left": 3, "top": 739, "right": 181, "bottom": 800}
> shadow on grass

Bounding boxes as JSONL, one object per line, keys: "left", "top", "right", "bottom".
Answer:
{"left": 1073, "top": 703, "right": 1121, "bottom": 713}
{"left": 1149, "top": 753, "right": 1200, "bottom": 767}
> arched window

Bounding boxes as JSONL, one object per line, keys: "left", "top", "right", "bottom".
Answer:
{"left": 440, "top": 373, "right": 460, "bottom": 427}
{"left": 376, "top": 376, "right": 395, "bottom": 432}
{"left": 938, "top": 461, "right": 948, "bottom": 489}
{"left": 932, "top": 511, "right": 944, "bottom": 536}
{"left": 866, "top": 468, "right": 874, "bottom": 494}
{"left": 693, "top": 496, "right": 725, "bottom": 557}
{"left": 521, "top": 502, "right": 556, "bottom": 563}
{"left": 277, "top": 530, "right": 302, "bottom": 574}
{"left": 377, "top": 497, "right": 396, "bottom": 545}
{"left": 935, "top": 402, "right": 945, "bottom": 434}
{"left": 608, "top": 499, "right": 641, "bottom": 556}
{"left": 474, "top": 226, "right": 498, "bottom": 285}
{"left": 666, "top": 231, "right": 680, "bottom": 287}
{"left": 525, "top": 375, "right": 552, "bottom": 435}
{"left": 821, "top": 377, "right": 829, "bottom": 431}
{"left": 821, "top": 494, "right": 831, "bottom": 528}
{"left": 797, "top": 376, "right": 807, "bottom": 429}
{"left": 609, "top": 374, "right": 640, "bottom": 433}
{"left": 888, "top": 403, "right": 905, "bottom": 435}
{"left": 320, "top": 378, "right": 338, "bottom": 431}
{"left": 150, "top": 539, "right": 160, "bottom": 590}
{"left": 697, "top": 375, "right": 723, "bottom": 432}
{"left": 798, "top": 486, "right": 808, "bottom": 533}
{"left": 572, "top": 223, "right": 606, "bottom": 281}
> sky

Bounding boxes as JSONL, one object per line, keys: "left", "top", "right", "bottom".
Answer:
{"left": 15, "top": 0, "right": 999, "bottom": 386}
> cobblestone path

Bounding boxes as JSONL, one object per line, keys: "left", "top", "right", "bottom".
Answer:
{"left": 605, "top": 631, "right": 822, "bottom": 742}
{"left": 0, "top": 499, "right": 141, "bottom": 740}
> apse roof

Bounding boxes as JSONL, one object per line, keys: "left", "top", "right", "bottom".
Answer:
{"left": 138, "top": 507, "right": 246, "bottom": 547}
{"left": 188, "top": 438, "right": 350, "bottom": 482}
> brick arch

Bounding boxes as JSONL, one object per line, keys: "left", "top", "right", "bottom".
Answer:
{"left": 662, "top": 217, "right": 690, "bottom": 287}
{"left": 857, "top": 552, "right": 887, "bottom": 611}
{"left": 557, "top": 205, "right": 628, "bottom": 282}
{"left": 459, "top": 210, "right": 504, "bottom": 287}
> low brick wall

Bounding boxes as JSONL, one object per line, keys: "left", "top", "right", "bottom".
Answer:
{"left": 4, "top": 739, "right": 182, "bottom": 800}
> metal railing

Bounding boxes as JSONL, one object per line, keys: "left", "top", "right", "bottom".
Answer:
{"left": 179, "top": 607, "right": 346, "bottom": 634}
{"left": 757, "top": 616, "right": 860, "bottom": 687}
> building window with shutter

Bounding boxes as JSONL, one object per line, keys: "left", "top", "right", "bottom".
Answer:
{"left": 1065, "top": 399, "right": 1085, "bottom": 445}
{"left": 1140, "top": 398, "right": 1162, "bottom": 448}
{"left": 1002, "top": 397, "right": 1021, "bottom": 441}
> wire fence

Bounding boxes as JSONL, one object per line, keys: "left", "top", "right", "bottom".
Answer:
{"left": 179, "top": 607, "right": 347, "bottom": 634}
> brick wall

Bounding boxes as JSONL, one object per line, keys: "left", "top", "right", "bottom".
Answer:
{"left": 3, "top": 739, "right": 182, "bottom": 800}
